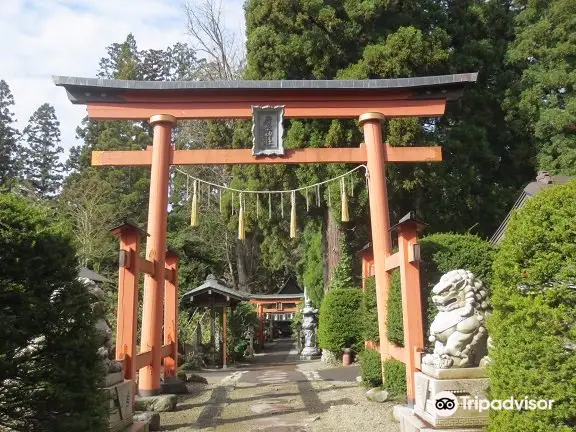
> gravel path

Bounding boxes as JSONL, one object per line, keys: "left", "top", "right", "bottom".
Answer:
{"left": 158, "top": 340, "right": 399, "bottom": 431}
{"left": 158, "top": 378, "right": 398, "bottom": 431}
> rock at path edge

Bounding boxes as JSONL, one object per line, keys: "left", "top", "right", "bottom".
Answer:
{"left": 135, "top": 394, "right": 178, "bottom": 412}
{"left": 366, "top": 387, "right": 389, "bottom": 403}
{"left": 133, "top": 411, "right": 161, "bottom": 431}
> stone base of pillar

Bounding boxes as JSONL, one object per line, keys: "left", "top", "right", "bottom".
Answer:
{"left": 124, "top": 421, "right": 149, "bottom": 432}
{"left": 300, "top": 354, "right": 322, "bottom": 361}
{"left": 396, "top": 407, "right": 483, "bottom": 432}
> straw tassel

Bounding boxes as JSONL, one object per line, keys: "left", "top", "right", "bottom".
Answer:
{"left": 341, "top": 177, "right": 350, "bottom": 222}
{"left": 305, "top": 189, "right": 309, "bottom": 212}
{"left": 238, "top": 193, "right": 245, "bottom": 240}
{"left": 281, "top": 193, "right": 284, "bottom": 218}
{"left": 290, "top": 191, "right": 297, "bottom": 238}
{"left": 256, "top": 194, "right": 260, "bottom": 218}
{"left": 190, "top": 180, "right": 199, "bottom": 227}
{"left": 268, "top": 194, "right": 272, "bottom": 219}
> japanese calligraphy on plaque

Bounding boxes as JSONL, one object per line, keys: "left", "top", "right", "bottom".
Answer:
{"left": 251, "top": 105, "right": 285, "bottom": 156}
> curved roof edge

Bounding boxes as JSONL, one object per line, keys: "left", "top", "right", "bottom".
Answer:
{"left": 53, "top": 72, "right": 478, "bottom": 93}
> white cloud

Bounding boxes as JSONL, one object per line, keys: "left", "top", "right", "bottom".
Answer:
{"left": 0, "top": 0, "right": 244, "bottom": 159}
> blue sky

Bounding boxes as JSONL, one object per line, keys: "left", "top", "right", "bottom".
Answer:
{"left": 0, "top": 0, "right": 245, "bottom": 157}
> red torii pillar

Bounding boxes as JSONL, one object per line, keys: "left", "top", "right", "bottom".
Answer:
{"left": 390, "top": 212, "right": 426, "bottom": 404}
{"left": 360, "top": 113, "right": 393, "bottom": 370}
{"left": 139, "top": 114, "right": 176, "bottom": 396}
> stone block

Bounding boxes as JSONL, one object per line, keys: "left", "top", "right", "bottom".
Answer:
{"left": 124, "top": 422, "right": 149, "bottom": 432}
{"left": 105, "top": 371, "right": 124, "bottom": 387}
{"left": 421, "top": 365, "right": 487, "bottom": 380}
{"left": 134, "top": 411, "right": 160, "bottom": 431}
{"left": 135, "top": 394, "right": 178, "bottom": 412}
{"left": 393, "top": 405, "right": 413, "bottom": 423}
{"left": 160, "top": 376, "right": 188, "bottom": 394}
{"left": 102, "top": 379, "right": 134, "bottom": 432}
{"left": 397, "top": 407, "right": 483, "bottom": 432}
{"left": 414, "top": 372, "right": 489, "bottom": 428}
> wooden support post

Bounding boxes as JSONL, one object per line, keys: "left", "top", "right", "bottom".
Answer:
{"left": 163, "top": 250, "right": 179, "bottom": 378}
{"left": 360, "top": 112, "right": 393, "bottom": 379}
{"left": 139, "top": 114, "right": 176, "bottom": 396}
{"left": 257, "top": 304, "right": 264, "bottom": 346}
{"left": 112, "top": 224, "right": 142, "bottom": 381}
{"left": 210, "top": 302, "right": 216, "bottom": 365}
{"left": 397, "top": 220, "right": 425, "bottom": 404}
{"left": 222, "top": 307, "right": 228, "bottom": 368}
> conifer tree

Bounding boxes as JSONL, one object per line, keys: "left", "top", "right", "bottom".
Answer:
{"left": 505, "top": 0, "right": 576, "bottom": 175}
{"left": 21, "top": 103, "right": 64, "bottom": 197}
{"left": 0, "top": 80, "right": 20, "bottom": 187}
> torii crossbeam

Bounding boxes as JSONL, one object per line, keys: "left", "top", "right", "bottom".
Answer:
{"left": 54, "top": 73, "right": 477, "bottom": 399}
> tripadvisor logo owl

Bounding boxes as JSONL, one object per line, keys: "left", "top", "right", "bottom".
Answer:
{"left": 434, "top": 391, "right": 459, "bottom": 417}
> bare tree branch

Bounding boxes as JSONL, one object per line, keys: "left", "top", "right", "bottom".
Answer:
{"left": 183, "top": 0, "right": 246, "bottom": 80}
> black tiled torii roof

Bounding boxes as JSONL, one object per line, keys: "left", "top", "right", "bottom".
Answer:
{"left": 52, "top": 73, "right": 478, "bottom": 104}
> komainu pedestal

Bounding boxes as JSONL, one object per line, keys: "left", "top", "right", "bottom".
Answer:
{"left": 103, "top": 373, "right": 135, "bottom": 432}
{"left": 397, "top": 269, "right": 491, "bottom": 432}
{"left": 397, "top": 366, "right": 489, "bottom": 432}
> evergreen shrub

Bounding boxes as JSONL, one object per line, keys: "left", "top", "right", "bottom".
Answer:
{"left": 383, "top": 359, "right": 407, "bottom": 397}
{"left": 361, "top": 276, "right": 379, "bottom": 342}
{"left": 359, "top": 349, "right": 382, "bottom": 387}
{"left": 318, "top": 288, "right": 363, "bottom": 353}
{"left": 0, "top": 194, "right": 107, "bottom": 431}
{"left": 487, "top": 180, "right": 576, "bottom": 432}
{"left": 386, "top": 270, "right": 403, "bottom": 345}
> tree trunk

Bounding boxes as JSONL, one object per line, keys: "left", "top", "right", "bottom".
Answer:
{"left": 225, "top": 231, "right": 237, "bottom": 289}
{"left": 324, "top": 207, "right": 342, "bottom": 291}
{"left": 236, "top": 239, "right": 249, "bottom": 293}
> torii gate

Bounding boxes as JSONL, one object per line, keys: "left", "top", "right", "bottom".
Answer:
{"left": 54, "top": 73, "right": 477, "bottom": 400}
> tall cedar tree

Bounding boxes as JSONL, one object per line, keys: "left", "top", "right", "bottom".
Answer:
{"left": 505, "top": 0, "right": 576, "bottom": 175}
{"left": 22, "top": 103, "right": 64, "bottom": 197}
{"left": 243, "top": 0, "right": 535, "bottom": 251}
{"left": 0, "top": 80, "right": 20, "bottom": 187}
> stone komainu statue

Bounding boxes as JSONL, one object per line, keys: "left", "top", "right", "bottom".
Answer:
{"left": 422, "top": 269, "right": 489, "bottom": 369}
{"left": 79, "top": 277, "right": 123, "bottom": 375}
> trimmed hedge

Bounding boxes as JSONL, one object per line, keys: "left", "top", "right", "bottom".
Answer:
{"left": 386, "top": 233, "right": 495, "bottom": 347}
{"left": 318, "top": 288, "right": 364, "bottom": 353}
{"left": 386, "top": 269, "right": 403, "bottom": 345}
{"left": 361, "top": 276, "right": 379, "bottom": 342}
{"left": 487, "top": 180, "right": 576, "bottom": 432}
{"left": 383, "top": 359, "right": 407, "bottom": 397}
{"left": 359, "top": 348, "right": 382, "bottom": 387}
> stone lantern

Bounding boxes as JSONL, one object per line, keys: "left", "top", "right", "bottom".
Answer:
{"left": 300, "top": 288, "right": 321, "bottom": 360}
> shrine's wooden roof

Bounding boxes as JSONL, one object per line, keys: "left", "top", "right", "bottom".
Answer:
{"left": 180, "top": 275, "right": 247, "bottom": 307}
